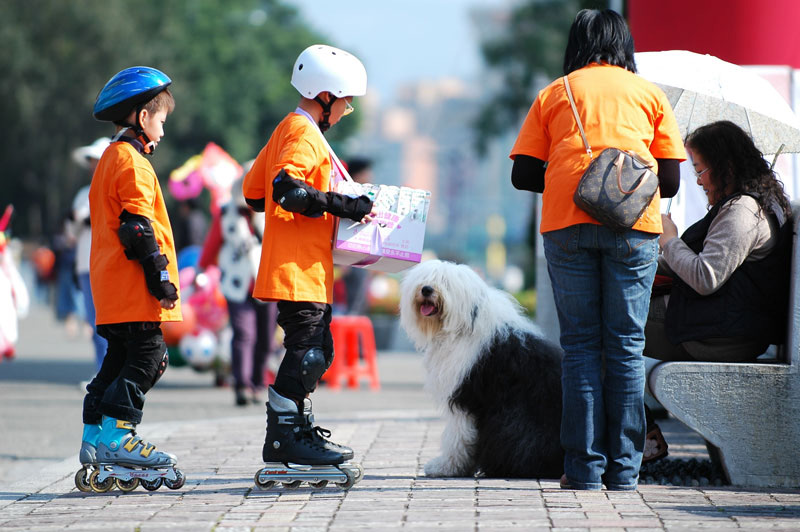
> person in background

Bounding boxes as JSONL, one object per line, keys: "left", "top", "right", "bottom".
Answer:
{"left": 642, "top": 120, "right": 793, "bottom": 462}
{"left": 509, "top": 9, "right": 686, "bottom": 490}
{"left": 71, "top": 137, "right": 111, "bottom": 371}
{"left": 173, "top": 198, "right": 208, "bottom": 253}
{"left": 52, "top": 210, "right": 81, "bottom": 335}
{"left": 199, "top": 174, "right": 278, "bottom": 406}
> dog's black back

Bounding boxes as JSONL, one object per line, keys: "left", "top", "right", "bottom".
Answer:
{"left": 449, "top": 329, "right": 564, "bottom": 478}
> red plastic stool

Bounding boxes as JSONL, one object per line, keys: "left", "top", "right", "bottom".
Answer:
{"left": 323, "top": 315, "right": 380, "bottom": 390}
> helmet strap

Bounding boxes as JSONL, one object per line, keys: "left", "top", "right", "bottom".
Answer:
{"left": 313, "top": 94, "right": 337, "bottom": 133}
{"left": 112, "top": 107, "right": 155, "bottom": 154}
{"left": 133, "top": 105, "right": 155, "bottom": 154}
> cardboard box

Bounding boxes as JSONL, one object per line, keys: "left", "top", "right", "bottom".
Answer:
{"left": 333, "top": 182, "right": 431, "bottom": 273}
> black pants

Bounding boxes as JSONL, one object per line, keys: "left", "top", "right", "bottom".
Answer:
{"left": 82, "top": 322, "right": 167, "bottom": 425}
{"left": 273, "top": 301, "right": 333, "bottom": 402}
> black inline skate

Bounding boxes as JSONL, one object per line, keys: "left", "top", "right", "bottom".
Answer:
{"left": 254, "top": 387, "right": 363, "bottom": 490}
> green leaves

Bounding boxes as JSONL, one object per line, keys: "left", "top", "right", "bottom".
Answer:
{"left": 0, "top": 0, "right": 327, "bottom": 237}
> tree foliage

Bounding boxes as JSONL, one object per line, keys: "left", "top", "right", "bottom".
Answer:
{"left": 474, "top": 0, "right": 610, "bottom": 153}
{"left": 0, "top": 0, "right": 354, "bottom": 239}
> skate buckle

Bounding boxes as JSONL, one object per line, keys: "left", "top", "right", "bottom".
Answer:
{"left": 122, "top": 436, "right": 156, "bottom": 458}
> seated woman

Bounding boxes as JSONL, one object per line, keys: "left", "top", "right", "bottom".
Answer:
{"left": 643, "top": 120, "right": 793, "bottom": 462}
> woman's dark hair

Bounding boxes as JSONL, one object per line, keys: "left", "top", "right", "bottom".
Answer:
{"left": 686, "top": 120, "right": 792, "bottom": 218}
{"left": 563, "top": 9, "right": 636, "bottom": 75}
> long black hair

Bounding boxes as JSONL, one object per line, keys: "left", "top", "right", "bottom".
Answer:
{"left": 686, "top": 120, "right": 792, "bottom": 218}
{"left": 563, "top": 9, "right": 636, "bottom": 75}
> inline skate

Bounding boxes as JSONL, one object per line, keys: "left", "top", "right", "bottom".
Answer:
{"left": 254, "top": 387, "right": 363, "bottom": 490}
{"left": 74, "top": 423, "right": 102, "bottom": 492}
{"left": 88, "top": 416, "right": 185, "bottom": 493}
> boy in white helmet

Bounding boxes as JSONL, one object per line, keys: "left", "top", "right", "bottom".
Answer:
{"left": 243, "top": 44, "right": 372, "bottom": 487}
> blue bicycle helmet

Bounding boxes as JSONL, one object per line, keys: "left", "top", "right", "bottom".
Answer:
{"left": 93, "top": 66, "right": 172, "bottom": 122}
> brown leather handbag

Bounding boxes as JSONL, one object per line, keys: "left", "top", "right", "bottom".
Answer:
{"left": 564, "top": 75, "right": 659, "bottom": 232}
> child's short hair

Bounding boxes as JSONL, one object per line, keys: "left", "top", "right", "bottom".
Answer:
{"left": 143, "top": 88, "right": 175, "bottom": 116}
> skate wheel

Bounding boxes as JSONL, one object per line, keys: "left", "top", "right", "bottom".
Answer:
{"left": 74, "top": 468, "right": 92, "bottom": 493}
{"left": 88, "top": 469, "right": 114, "bottom": 493}
{"left": 282, "top": 480, "right": 302, "bottom": 489}
{"left": 335, "top": 469, "right": 357, "bottom": 490}
{"left": 254, "top": 471, "right": 276, "bottom": 490}
{"left": 141, "top": 478, "right": 163, "bottom": 491}
{"left": 308, "top": 480, "right": 328, "bottom": 489}
{"left": 352, "top": 464, "right": 364, "bottom": 481}
{"left": 115, "top": 477, "right": 140, "bottom": 492}
{"left": 164, "top": 469, "right": 185, "bottom": 490}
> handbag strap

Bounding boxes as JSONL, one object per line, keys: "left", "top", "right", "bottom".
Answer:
{"left": 563, "top": 75, "right": 592, "bottom": 160}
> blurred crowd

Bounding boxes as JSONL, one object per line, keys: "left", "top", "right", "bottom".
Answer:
{"left": 0, "top": 140, "right": 404, "bottom": 402}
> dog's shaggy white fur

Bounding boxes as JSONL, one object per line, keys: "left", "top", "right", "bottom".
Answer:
{"left": 400, "top": 260, "right": 564, "bottom": 478}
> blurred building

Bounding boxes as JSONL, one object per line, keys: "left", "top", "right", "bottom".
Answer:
{"left": 344, "top": 4, "right": 529, "bottom": 282}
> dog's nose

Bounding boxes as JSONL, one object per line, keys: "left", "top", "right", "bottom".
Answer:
{"left": 421, "top": 285, "right": 433, "bottom": 297}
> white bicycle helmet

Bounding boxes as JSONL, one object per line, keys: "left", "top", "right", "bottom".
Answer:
{"left": 291, "top": 44, "right": 367, "bottom": 99}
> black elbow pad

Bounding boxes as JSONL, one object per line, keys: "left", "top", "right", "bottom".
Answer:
{"left": 118, "top": 215, "right": 159, "bottom": 261}
{"left": 271, "top": 169, "right": 325, "bottom": 217}
{"left": 278, "top": 187, "right": 312, "bottom": 213}
{"left": 118, "top": 211, "right": 178, "bottom": 302}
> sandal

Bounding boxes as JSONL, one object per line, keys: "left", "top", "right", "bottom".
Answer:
{"left": 643, "top": 424, "right": 669, "bottom": 463}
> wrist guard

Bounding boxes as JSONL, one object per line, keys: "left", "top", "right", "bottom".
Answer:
{"left": 118, "top": 211, "right": 178, "bottom": 302}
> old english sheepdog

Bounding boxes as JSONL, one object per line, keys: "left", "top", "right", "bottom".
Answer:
{"left": 400, "top": 260, "right": 564, "bottom": 479}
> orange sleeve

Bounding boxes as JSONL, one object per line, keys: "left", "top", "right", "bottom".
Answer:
{"left": 274, "top": 135, "right": 323, "bottom": 187}
{"left": 649, "top": 90, "right": 686, "bottom": 160}
{"left": 115, "top": 161, "right": 156, "bottom": 219}
{"left": 510, "top": 96, "right": 550, "bottom": 161}
{"left": 243, "top": 148, "right": 268, "bottom": 202}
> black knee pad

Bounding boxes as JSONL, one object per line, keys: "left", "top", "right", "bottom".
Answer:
{"left": 150, "top": 350, "right": 169, "bottom": 387}
{"left": 300, "top": 347, "right": 327, "bottom": 392}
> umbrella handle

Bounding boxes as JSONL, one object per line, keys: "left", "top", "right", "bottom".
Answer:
{"left": 770, "top": 144, "right": 785, "bottom": 170}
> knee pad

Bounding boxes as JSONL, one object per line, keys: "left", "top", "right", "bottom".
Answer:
{"left": 150, "top": 350, "right": 169, "bottom": 387}
{"left": 299, "top": 347, "right": 327, "bottom": 392}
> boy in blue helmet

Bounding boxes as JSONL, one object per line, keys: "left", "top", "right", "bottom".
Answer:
{"left": 75, "top": 66, "right": 185, "bottom": 493}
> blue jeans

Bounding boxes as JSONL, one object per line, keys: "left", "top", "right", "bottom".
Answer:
{"left": 542, "top": 224, "right": 658, "bottom": 490}
{"left": 78, "top": 272, "right": 108, "bottom": 371}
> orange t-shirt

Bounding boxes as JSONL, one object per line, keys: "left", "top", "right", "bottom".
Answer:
{"left": 89, "top": 141, "right": 181, "bottom": 324}
{"left": 510, "top": 63, "right": 686, "bottom": 234}
{"left": 242, "top": 112, "right": 336, "bottom": 304}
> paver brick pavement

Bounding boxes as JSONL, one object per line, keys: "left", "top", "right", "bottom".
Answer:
{"left": 2, "top": 306, "right": 800, "bottom": 530}
{"left": 2, "top": 411, "right": 800, "bottom": 531}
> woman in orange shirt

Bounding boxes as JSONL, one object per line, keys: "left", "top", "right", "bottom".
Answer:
{"left": 510, "top": 9, "right": 685, "bottom": 490}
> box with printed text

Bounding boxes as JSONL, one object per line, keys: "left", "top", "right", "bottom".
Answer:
{"left": 333, "top": 182, "right": 431, "bottom": 273}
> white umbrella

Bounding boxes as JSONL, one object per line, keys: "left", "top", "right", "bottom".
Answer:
{"left": 635, "top": 50, "right": 800, "bottom": 155}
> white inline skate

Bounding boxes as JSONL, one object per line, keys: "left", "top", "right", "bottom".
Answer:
{"left": 75, "top": 423, "right": 102, "bottom": 492}
{"left": 254, "top": 387, "right": 363, "bottom": 490}
{"left": 88, "top": 417, "right": 185, "bottom": 493}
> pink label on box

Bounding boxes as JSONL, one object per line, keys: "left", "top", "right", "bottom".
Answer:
{"left": 335, "top": 240, "right": 372, "bottom": 253}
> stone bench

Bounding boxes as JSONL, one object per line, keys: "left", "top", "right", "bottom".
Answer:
{"left": 648, "top": 203, "right": 800, "bottom": 487}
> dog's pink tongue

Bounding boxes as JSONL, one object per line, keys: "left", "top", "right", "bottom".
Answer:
{"left": 421, "top": 303, "right": 436, "bottom": 316}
